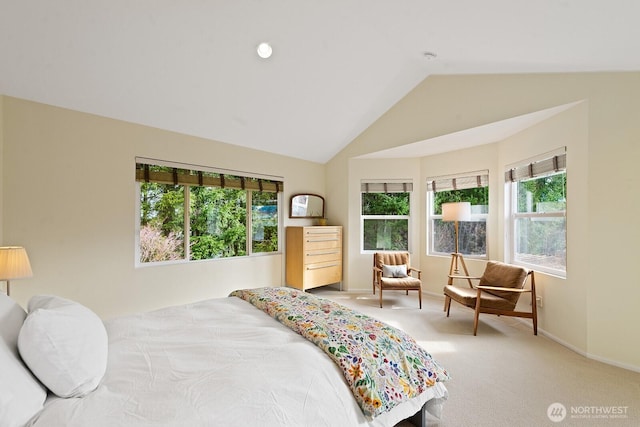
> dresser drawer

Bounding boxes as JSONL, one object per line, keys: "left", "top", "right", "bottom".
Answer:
{"left": 304, "top": 248, "right": 341, "bottom": 264}
{"left": 304, "top": 261, "right": 342, "bottom": 287}
{"left": 304, "top": 235, "right": 341, "bottom": 251}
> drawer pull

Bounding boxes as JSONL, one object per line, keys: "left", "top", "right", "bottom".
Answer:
{"left": 306, "top": 238, "right": 339, "bottom": 243}
{"left": 307, "top": 251, "right": 340, "bottom": 256}
{"left": 306, "top": 263, "right": 339, "bottom": 270}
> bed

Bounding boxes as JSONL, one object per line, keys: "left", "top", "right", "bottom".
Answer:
{"left": 1, "top": 287, "right": 448, "bottom": 427}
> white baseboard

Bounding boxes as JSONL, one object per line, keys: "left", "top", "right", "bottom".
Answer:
{"left": 535, "top": 327, "right": 588, "bottom": 357}
{"left": 507, "top": 311, "right": 640, "bottom": 374}
{"left": 585, "top": 352, "right": 640, "bottom": 373}
{"left": 539, "top": 327, "right": 640, "bottom": 373}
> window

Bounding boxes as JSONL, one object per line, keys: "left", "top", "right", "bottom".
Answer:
{"left": 136, "top": 159, "right": 282, "bottom": 264}
{"left": 361, "top": 181, "right": 412, "bottom": 251}
{"left": 506, "top": 150, "right": 566, "bottom": 276}
{"left": 427, "top": 171, "right": 489, "bottom": 257}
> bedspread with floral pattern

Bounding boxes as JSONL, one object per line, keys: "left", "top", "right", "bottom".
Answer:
{"left": 230, "top": 287, "right": 449, "bottom": 419}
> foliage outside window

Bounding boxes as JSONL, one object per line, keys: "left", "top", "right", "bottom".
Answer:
{"left": 361, "top": 181, "right": 412, "bottom": 251}
{"left": 427, "top": 172, "right": 489, "bottom": 257}
{"left": 137, "top": 161, "right": 281, "bottom": 264}
{"left": 140, "top": 182, "right": 185, "bottom": 262}
{"left": 508, "top": 158, "right": 566, "bottom": 276}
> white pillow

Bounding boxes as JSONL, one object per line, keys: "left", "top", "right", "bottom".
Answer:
{"left": 382, "top": 264, "right": 408, "bottom": 278}
{"left": 0, "top": 293, "right": 47, "bottom": 427}
{"left": 18, "top": 295, "right": 108, "bottom": 398}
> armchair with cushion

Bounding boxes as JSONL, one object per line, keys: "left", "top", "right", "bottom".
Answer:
{"left": 372, "top": 252, "right": 422, "bottom": 309}
{"left": 443, "top": 260, "right": 537, "bottom": 335}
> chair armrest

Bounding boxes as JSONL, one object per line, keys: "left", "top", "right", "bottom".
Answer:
{"left": 408, "top": 267, "right": 421, "bottom": 274}
{"left": 448, "top": 275, "right": 480, "bottom": 280}
{"left": 476, "top": 285, "right": 530, "bottom": 293}
{"left": 373, "top": 266, "right": 382, "bottom": 284}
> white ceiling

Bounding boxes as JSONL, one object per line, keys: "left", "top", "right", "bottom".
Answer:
{"left": 2, "top": 1, "right": 639, "bottom": 164}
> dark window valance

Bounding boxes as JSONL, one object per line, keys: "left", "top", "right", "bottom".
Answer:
{"left": 135, "top": 159, "right": 283, "bottom": 193}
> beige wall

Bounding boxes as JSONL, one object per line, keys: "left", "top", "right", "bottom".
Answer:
{"left": 1, "top": 96, "right": 325, "bottom": 319}
{"left": 326, "top": 72, "right": 640, "bottom": 372}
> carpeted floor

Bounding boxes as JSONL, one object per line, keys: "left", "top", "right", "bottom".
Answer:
{"left": 311, "top": 288, "right": 640, "bottom": 427}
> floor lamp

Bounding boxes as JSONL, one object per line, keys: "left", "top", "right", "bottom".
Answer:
{"left": 0, "top": 246, "right": 33, "bottom": 296}
{"left": 442, "top": 202, "right": 471, "bottom": 282}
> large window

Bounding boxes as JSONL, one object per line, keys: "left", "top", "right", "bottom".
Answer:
{"left": 427, "top": 171, "right": 489, "bottom": 257}
{"left": 361, "top": 181, "right": 412, "bottom": 251}
{"left": 506, "top": 150, "right": 566, "bottom": 276}
{"left": 136, "top": 159, "right": 282, "bottom": 264}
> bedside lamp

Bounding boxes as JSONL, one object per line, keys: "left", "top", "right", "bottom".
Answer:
{"left": 0, "top": 246, "right": 33, "bottom": 296}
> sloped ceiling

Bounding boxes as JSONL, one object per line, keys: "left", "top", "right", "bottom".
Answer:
{"left": 356, "top": 102, "right": 583, "bottom": 159}
{"left": 2, "top": 1, "right": 639, "bottom": 163}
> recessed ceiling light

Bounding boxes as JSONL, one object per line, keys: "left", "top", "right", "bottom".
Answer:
{"left": 257, "top": 42, "right": 273, "bottom": 59}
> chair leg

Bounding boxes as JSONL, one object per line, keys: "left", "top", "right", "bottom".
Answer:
{"left": 379, "top": 288, "right": 383, "bottom": 308}
{"left": 418, "top": 289, "right": 422, "bottom": 309}
{"left": 531, "top": 283, "right": 538, "bottom": 335}
{"left": 444, "top": 295, "right": 451, "bottom": 316}
{"left": 473, "top": 312, "right": 480, "bottom": 335}
{"left": 473, "top": 297, "right": 482, "bottom": 336}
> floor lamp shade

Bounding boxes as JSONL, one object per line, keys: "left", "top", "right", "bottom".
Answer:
{"left": 0, "top": 246, "right": 33, "bottom": 296}
{"left": 442, "top": 202, "right": 471, "bottom": 222}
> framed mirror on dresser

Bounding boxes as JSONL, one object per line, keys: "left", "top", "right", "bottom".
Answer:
{"left": 289, "top": 194, "right": 324, "bottom": 218}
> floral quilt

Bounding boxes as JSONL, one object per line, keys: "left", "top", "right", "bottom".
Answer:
{"left": 230, "top": 287, "right": 449, "bottom": 419}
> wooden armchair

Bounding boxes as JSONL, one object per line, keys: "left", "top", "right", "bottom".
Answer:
{"left": 372, "top": 252, "right": 422, "bottom": 309}
{"left": 443, "top": 261, "right": 537, "bottom": 335}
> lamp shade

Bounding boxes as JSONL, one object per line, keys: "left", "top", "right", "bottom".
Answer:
{"left": 0, "top": 246, "right": 33, "bottom": 280}
{"left": 442, "top": 202, "right": 471, "bottom": 222}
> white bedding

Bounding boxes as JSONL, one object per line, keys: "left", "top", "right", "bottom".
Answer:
{"left": 28, "top": 296, "right": 447, "bottom": 427}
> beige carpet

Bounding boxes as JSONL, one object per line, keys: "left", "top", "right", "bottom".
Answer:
{"left": 311, "top": 288, "right": 640, "bottom": 427}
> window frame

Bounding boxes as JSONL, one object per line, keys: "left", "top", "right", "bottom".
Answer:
{"left": 505, "top": 149, "right": 567, "bottom": 277}
{"left": 360, "top": 213, "right": 411, "bottom": 253}
{"left": 426, "top": 171, "right": 489, "bottom": 259}
{"left": 506, "top": 171, "right": 567, "bottom": 277}
{"left": 360, "top": 180, "right": 412, "bottom": 253}
{"left": 135, "top": 159, "right": 283, "bottom": 266}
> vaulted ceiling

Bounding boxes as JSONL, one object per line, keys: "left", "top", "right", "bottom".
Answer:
{"left": 2, "top": 1, "right": 639, "bottom": 163}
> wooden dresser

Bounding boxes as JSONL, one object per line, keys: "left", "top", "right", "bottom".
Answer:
{"left": 285, "top": 226, "right": 343, "bottom": 290}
